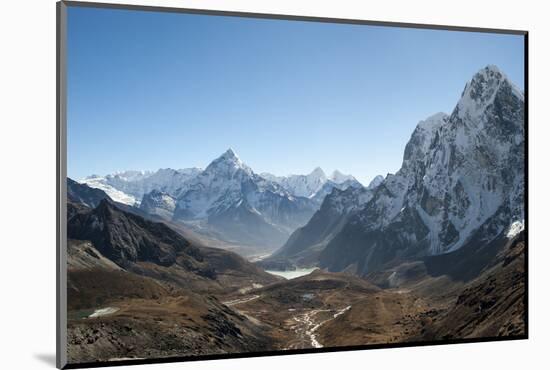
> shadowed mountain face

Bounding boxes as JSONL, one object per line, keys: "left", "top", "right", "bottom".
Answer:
{"left": 69, "top": 199, "right": 204, "bottom": 268}
{"left": 68, "top": 178, "right": 111, "bottom": 208}
{"left": 139, "top": 189, "right": 176, "bottom": 219}
{"left": 67, "top": 179, "right": 280, "bottom": 287}
{"left": 417, "top": 232, "right": 526, "bottom": 340}
{"left": 67, "top": 197, "right": 279, "bottom": 288}
{"left": 263, "top": 175, "right": 383, "bottom": 269}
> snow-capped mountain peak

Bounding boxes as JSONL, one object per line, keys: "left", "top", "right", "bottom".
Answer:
{"left": 309, "top": 167, "right": 327, "bottom": 180}
{"left": 274, "top": 167, "right": 327, "bottom": 198}
{"left": 330, "top": 170, "right": 356, "bottom": 184}
{"left": 171, "top": 150, "right": 319, "bottom": 246}
{"left": 259, "top": 168, "right": 360, "bottom": 198}
{"left": 214, "top": 148, "right": 241, "bottom": 165}
{"left": 274, "top": 65, "right": 525, "bottom": 276}
{"left": 205, "top": 148, "right": 251, "bottom": 175}
{"left": 107, "top": 170, "right": 153, "bottom": 182}
{"left": 417, "top": 112, "right": 448, "bottom": 131}
{"left": 220, "top": 148, "right": 240, "bottom": 162}
{"left": 403, "top": 112, "right": 449, "bottom": 166}
{"left": 454, "top": 65, "right": 523, "bottom": 123}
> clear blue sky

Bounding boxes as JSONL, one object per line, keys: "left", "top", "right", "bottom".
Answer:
{"left": 67, "top": 6, "right": 524, "bottom": 184}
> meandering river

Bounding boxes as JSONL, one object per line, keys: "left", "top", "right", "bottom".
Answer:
{"left": 289, "top": 305, "right": 352, "bottom": 348}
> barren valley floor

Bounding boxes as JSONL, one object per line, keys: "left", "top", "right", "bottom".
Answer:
{"left": 66, "top": 235, "right": 526, "bottom": 364}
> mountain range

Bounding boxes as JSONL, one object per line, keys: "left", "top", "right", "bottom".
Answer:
{"left": 81, "top": 168, "right": 201, "bottom": 206}
{"left": 78, "top": 65, "right": 524, "bottom": 272}
{"left": 79, "top": 149, "right": 363, "bottom": 251}
{"left": 265, "top": 65, "right": 524, "bottom": 275}
{"left": 66, "top": 65, "right": 526, "bottom": 363}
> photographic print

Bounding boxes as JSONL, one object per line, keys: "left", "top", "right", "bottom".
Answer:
{"left": 59, "top": 2, "right": 527, "bottom": 367}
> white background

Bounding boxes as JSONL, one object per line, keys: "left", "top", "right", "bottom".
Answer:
{"left": 0, "top": 0, "right": 548, "bottom": 369}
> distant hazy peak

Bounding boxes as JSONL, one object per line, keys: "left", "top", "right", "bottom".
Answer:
{"left": 330, "top": 170, "right": 356, "bottom": 184}
{"left": 309, "top": 166, "right": 327, "bottom": 178}
{"left": 367, "top": 175, "right": 384, "bottom": 189}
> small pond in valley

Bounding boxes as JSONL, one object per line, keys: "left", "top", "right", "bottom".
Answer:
{"left": 265, "top": 267, "right": 318, "bottom": 280}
